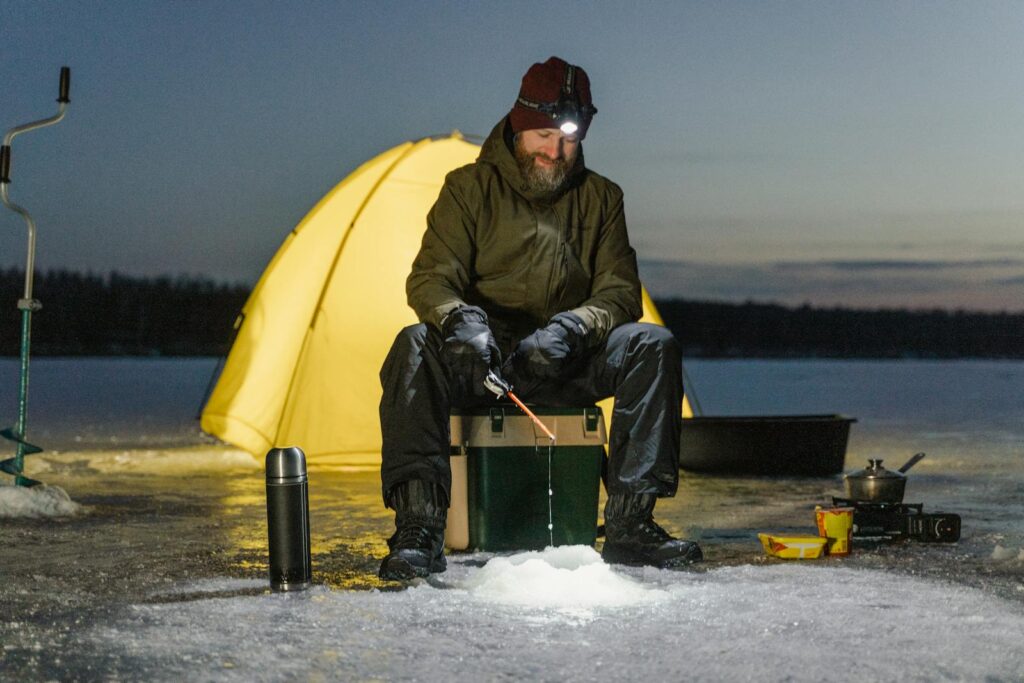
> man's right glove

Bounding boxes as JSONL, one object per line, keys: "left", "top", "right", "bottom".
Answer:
{"left": 440, "top": 305, "right": 502, "bottom": 398}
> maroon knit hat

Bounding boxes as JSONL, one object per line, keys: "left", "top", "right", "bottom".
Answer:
{"left": 510, "top": 56, "right": 596, "bottom": 138}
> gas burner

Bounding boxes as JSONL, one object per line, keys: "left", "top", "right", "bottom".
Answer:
{"left": 832, "top": 497, "right": 923, "bottom": 514}
{"left": 831, "top": 497, "right": 961, "bottom": 543}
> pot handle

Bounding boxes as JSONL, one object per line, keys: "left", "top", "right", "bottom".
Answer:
{"left": 898, "top": 452, "right": 926, "bottom": 474}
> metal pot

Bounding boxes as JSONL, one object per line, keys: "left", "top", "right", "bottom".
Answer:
{"left": 844, "top": 453, "right": 925, "bottom": 502}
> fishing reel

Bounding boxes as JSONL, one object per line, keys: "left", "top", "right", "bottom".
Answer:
{"left": 483, "top": 371, "right": 512, "bottom": 398}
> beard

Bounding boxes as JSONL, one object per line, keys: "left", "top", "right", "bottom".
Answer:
{"left": 513, "top": 135, "right": 577, "bottom": 194}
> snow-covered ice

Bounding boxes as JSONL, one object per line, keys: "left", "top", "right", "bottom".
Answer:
{"left": 30, "top": 446, "right": 261, "bottom": 475}
{"left": 1, "top": 358, "right": 1023, "bottom": 681}
{"left": 82, "top": 551, "right": 1024, "bottom": 682}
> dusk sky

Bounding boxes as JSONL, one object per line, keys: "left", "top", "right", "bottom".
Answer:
{"left": 3, "top": 1, "right": 1023, "bottom": 311}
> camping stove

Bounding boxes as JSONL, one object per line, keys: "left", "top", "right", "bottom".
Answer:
{"left": 832, "top": 498, "right": 961, "bottom": 543}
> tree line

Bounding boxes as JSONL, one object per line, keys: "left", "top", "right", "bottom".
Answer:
{"left": 656, "top": 299, "right": 1024, "bottom": 359}
{"left": 0, "top": 269, "right": 248, "bottom": 356}
{"left": 1, "top": 269, "right": 1021, "bottom": 358}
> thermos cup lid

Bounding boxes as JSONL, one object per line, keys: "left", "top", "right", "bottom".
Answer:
{"left": 266, "top": 447, "right": 307, "bottom": 479}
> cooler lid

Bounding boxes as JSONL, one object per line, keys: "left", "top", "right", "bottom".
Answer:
{"left": 450, "top": 407, "right": 606, "bottom": 448}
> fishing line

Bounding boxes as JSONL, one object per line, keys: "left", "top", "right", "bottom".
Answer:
{"left": 547, "top": 439, "right": 554, "bottom": 547}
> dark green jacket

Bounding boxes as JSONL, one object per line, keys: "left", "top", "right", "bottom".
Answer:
{"left": 407, "top": 118, "right": 642, "bottom": 354}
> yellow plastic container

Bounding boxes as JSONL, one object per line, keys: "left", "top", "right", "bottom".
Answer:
{"left": 815, "top": 506, "right": 854, "bottom": 556}
{"left": 758, "top": 533, "right": 828, "bottom": 559}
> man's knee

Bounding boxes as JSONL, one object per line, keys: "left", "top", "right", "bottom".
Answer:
{"left": 381, "top": 323, "right": 430, "bottom": 380}
{"left": 394, "top": 323, "right": 429, "bottom": 350}
{"left": 614, "top": 322, "right": 680, "bottom": 361}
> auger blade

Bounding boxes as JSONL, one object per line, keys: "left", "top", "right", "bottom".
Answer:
{"left": 0, "top": 427, "right": 44, "bottom": 454}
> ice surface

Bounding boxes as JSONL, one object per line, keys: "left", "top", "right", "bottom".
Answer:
{"left": 86, "top": 558, "right": 1024, "bottom": 682}
{"left": 0, "top": 357, "right": 219, "bottom": 450}
{"left": 0, "top": 484, "right": 82, "bottom": 518}
{"left": 3, "top": 358, "right": 1023, "bottom": 680}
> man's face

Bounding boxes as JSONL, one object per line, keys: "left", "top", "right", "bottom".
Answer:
{"left": 514, "top": 128, "right": 580, "bottom": 194}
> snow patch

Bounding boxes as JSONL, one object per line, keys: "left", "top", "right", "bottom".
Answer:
{"left": 155, "top": 578, "right": 267, "bottom": 597}
{"left": 0, "top": 484, "right": 83, "bottom": 518}
{"left": 32, "top": 447, "right": 260, "bottom": 475}
{"left": 463, "top": 545, "right": 666, "bottom": 610}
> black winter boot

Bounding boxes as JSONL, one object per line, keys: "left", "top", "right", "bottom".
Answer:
{"left": 378, "top": 480, "right": 448, "bottom": 581}
{"left": 602, "top": 493, "right": 703, "bottom": 568}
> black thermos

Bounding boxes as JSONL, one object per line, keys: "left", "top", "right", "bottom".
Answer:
{"left": 265, "top": 447, "right": 312, "bottom": 591}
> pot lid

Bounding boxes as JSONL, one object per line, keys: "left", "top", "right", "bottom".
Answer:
{"left": 845, "top": 459, "right": 906, "bottom": 481}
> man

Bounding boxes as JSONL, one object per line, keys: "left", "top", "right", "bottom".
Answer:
{"left": 378, "top": 57, "right": 702, "bottom": 580}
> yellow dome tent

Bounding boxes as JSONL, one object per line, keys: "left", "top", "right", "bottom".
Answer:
{"left": 201, "top": 133, "right": 691, "bottom": 466}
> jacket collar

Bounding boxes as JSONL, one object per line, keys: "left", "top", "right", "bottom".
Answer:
{"left": 477, "top": 117, "right": 585, "bottom": 204}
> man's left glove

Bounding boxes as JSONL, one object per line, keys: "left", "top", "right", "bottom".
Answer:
{"left": 511, "top": 311, "right": 589, "bottom": 381}
{"left": 441, "top": 305, "right": 503, "bottom": 398}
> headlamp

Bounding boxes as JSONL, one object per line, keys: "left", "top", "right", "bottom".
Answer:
{"left": 515, "top": 63, "right": 597, "bottom": 136}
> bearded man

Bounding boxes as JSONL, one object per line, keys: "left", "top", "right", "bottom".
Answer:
{"left": 378, "top": 57, "right": 702, "bottom": 580}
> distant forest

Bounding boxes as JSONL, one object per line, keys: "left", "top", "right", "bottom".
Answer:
{"left": 1, "top": 269, "right": 1022, "bottom": 358}
{"left": 0, "top": 269, "right": 248, "bottom": 357}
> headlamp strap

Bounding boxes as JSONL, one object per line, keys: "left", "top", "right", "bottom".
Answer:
{"left": 563, "top": 64, "right": 576, "bottom": 98}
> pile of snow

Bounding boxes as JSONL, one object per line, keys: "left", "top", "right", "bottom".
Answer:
{"left": 463, "top": 545, "right": 665, "bottom": 609}
{"left": 0, "top": 484, "right": 83, "bottom": 518}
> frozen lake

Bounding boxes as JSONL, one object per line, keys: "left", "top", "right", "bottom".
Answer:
{"left": 1, "top": 358, "right": 1023, "bottom": 680}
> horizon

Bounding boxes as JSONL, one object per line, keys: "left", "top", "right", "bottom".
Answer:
{"left": 4, "top": 264, "right": 1023, "bottom": 317}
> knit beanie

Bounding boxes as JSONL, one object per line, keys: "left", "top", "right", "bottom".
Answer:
{"left": 510, "top": 56, "right": 596, "bottom": 138}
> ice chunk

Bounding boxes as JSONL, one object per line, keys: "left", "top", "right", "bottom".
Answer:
{"left": 0, "top": 484, "right": 83, "bottom": 518}
{"left": 991, "top": 544, "right": 1022, "bottom": 561}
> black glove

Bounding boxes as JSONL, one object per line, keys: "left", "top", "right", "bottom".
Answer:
{"left": 511, "top": 311, "right": 589, "bottom": 381}
{"left": 441, "top": 305, "right": 502, "bottom": 397}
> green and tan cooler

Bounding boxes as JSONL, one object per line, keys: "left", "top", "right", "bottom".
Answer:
{"left": 446, "top": 406, "right": 607, "bottom": 552}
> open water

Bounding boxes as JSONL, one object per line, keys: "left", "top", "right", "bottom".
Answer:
{"left": 1, "top": 358, "right": 1022, "bottom": 681}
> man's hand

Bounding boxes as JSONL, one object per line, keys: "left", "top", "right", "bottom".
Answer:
{"left": 511, "top": 311, "right": 589, "bottom": 381}
{"left": 441, "top": 306, "right": 502, "bottom": 397}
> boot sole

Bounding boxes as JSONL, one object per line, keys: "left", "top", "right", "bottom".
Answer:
{"left": 602, "top": 544, "right": 703, "bottom": 569}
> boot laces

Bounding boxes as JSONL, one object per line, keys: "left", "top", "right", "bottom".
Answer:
{"left": 391, "top": 524, "right": 436, "bottom": 550}
{"left": 638, "top": 516, "right": 674, "bottom": 543}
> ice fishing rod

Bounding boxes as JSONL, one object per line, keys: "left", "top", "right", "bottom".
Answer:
{"left": 0, "top": 66, "right": 71, "bottom": 487}
{"left": 484, "top": 371, "right": 556, "bottom": 442}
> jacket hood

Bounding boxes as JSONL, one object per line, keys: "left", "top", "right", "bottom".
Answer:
{"left": 477, "top": 117, "right": 586, "bottom": 205}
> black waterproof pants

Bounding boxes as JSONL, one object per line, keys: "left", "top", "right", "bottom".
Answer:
{"left": 379, "top": 322, "right": 682, "bottom": 506}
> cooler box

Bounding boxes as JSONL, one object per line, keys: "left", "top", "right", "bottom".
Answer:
{"left": 446, "top": 406, "right": 606, "bottom": 551}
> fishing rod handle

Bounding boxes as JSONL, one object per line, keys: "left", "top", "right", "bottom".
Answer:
{"left": 0, "top": 145, "right": 9, "bottom": 184}
{"left": 58, "top": 67, "right": 71, "bottom": 104}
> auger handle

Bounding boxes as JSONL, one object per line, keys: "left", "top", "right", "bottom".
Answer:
{"left": 1, "top": 145, "right": 9, "bottom": 184}
{"left": 58, "top": 67, "right": 71, "bottom": 103}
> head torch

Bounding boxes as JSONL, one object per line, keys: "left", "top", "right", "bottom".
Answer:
{"left": 515, "top": 64, "right": 597, "bottom": 136}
